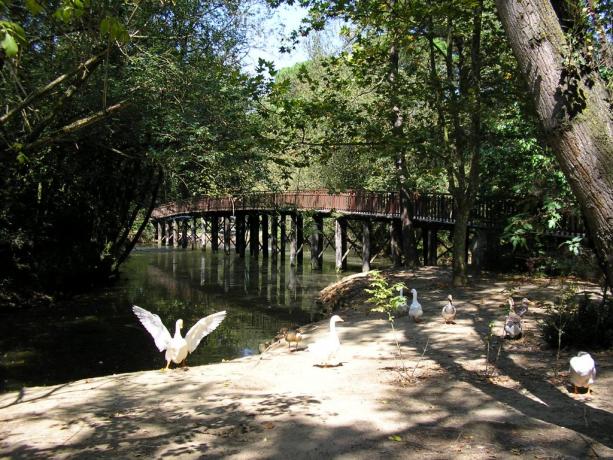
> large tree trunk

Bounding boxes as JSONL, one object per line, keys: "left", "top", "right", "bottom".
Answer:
{"left": 452, "top": 197, "right": 470, "bottom": 286}
{"left": 388, "top": 31, "right": 418, "bottom": 268}
{"left": 496, "top": 0, "right": 613, "bottom": 288}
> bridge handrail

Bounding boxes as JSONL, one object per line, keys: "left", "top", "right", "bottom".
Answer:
{"left": 151, "top": 190, "right": 585, "bottom": 237}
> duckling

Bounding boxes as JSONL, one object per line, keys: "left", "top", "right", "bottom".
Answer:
{"left": 408, "top": 288, "right": 423, "bottom": 322}
{"left": 285, "top": 330, "right": 303, "bottom": 350}
{"left": 258, "top": 340, "right": 272, "bottom": 354}
{"left": 569, "top": 351, "right": 596, "bottom": 394}
{"left": 441, "top": 294, "right": 456, "bottom": 324}
{"left": 503, "top": 312, "right": 523, "bottom": 339}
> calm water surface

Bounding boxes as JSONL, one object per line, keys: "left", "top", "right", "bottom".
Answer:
{"left": 0, "top": 247, "right": 366, "bottom": 392}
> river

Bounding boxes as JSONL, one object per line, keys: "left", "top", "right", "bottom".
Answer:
{"left": 0, "top": 247, "right": 369, "bottom": 392}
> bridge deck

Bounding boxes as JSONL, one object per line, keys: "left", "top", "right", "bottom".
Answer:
{"left": 151, "top": 190, "right": 585, "bottom": 238}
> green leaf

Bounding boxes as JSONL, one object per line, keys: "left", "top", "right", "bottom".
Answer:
{"left": 389, "top": 435, "right": 403, "bottom": 442}
{"left": 16, "top": 152, "right": 28, "bottom": 164}
{"left": 100, "top": 16, "right": 130, "bottom": 43}
{"left": 25, "top": 0, "right": 44, "bottom": 14}
{"left": 1, "top": 33, "right": 18, "bottom": 57}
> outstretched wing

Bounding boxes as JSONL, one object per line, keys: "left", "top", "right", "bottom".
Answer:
{"left": 132, "top": 305, "right": 172, "bottom": 352}
{"left": 185, "top": 311, "right": 227, "bottom": 353}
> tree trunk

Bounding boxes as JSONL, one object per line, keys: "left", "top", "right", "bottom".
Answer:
{"left": 496, "top": 0, "right": 613, "bottom": 287}
{"left": 452, "top": 197, "right": 470, "bottom": 286}
{"left": 388, "top": 33, "right": 418, "bottom": 268}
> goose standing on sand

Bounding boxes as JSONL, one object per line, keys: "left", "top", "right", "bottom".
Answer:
{"left": 409, "top": 288, "right": 423, "bottom": 322}
{"left": 569, "top": 351, "right": 596, "bottom": 394}
{"left": 441, "top": 295, "right": 456, "bottom": 324}
{"left": 309, "top": 315, "right": 344, "bottom": 367}
{"left": 132, "top": 305, "right": 226, "bottom": 370}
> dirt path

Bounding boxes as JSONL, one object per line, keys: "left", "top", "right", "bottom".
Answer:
{"left": 1, "top": 267, "right": 612, "bottom": 459}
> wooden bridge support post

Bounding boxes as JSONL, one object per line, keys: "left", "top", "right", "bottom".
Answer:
{"left": 280, "top": 214, "right": 286, "bottom": 260}
{"left": 335, "top": 217, "right": 347, "bottom": 272}
{"left": 236, "top": 213, "right": 246, "bottom": 258}
{"left": 191, "top": 217, "right": 197, "bottom": 249}
{"left": 261, "top": 214, "right": 269, "bottom": 258}
{"left": 390, "top": 219, "right": 402, "bottom": 267}
{"left": 428, "top": 229, "right": 438, "bottom": 266}
{"left": 172, "top": 219, "right": 179, "bottom": 248}
{"left": 181, "top": 219, "right": 188, "bottom": 248}
{"left": 296, "top": 214, "right": 304, "bottom": 266}
{"left": 422, "top": 228, "right": 429, "bottom": 266}
{"left": 362, "top": 220, "right": 371, "bottom": 272}
{"left": 165, "top": 220, "right": 171, "bottom": 246}
{"left": 200, "top": 217, "right": 207, "bottom": 251}
{"left": 470, "top": 229, "right": 487, "bottom": 274}
{"left": 290, "top": 213, "right": 298, "bottom": 267}
{"left": 211, "top": 216, "right": 219, "bottom": 252}
{"left": 156, "top": 221, "right": 162, "bottom": 247}
{"left": 249, "top": 213, "right": 259, "bottom": 257}
{"left": 224, "top": 215, "right": 232, "bottom": 254}
{"left": 310, "top": 215, "right": 324, "bottom": 270}
{"left": 270, "top": 214, "right": 278, "bottom": 259}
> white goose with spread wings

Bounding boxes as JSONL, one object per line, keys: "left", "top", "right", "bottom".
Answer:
{"left": 132, "top": 305, "right": 226, "bottom": 370}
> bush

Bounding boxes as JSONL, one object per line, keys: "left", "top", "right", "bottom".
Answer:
{"left": 540, "top": 285, "right": 613, "bottom": 349}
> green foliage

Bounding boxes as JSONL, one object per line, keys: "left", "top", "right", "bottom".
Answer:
{"left": 0, "top": 20, "right": 25, "bottom": 57}
{"left": 0, "top": 0, "right": 266, "bottom": 294}
{"left": 365, "top": 270, "right": 406, "bottom": 320}
{"left": 502, "top": 213, "right": 534, "bottom": 250}
{"left": 540, "top": 283, "right": 613, "bottom": 349}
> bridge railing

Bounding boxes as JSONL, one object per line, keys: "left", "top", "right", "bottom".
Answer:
{"left": 151, "top": 190, "right": 585, "bottom": 237}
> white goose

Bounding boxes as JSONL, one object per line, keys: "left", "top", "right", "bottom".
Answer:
{"left": 569, "top": 351, "right": 596, "bottom": 393}
{"left": 441, "top": 294, "right": 456, "bottom": 324}
{"left": 309, "top": 315, "right": 344, "bottom": 367}
{"left": 408, "top": 288, "right": 423, "bottom": 322}
{"left": 132, "top": 305, "right": 226, "bottom": 370}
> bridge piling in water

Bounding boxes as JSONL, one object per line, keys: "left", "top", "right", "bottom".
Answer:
{"left": 150, "top": 190, "right": 585, "bottom": 271}
{"left": 261, "top": 214, "right": 269, "bottom": 258}
{"left": 211, "top": 216, "right": 219, "bottom": 252}
{"left": 362, "top": 220, "right": 371, "bottom": 272}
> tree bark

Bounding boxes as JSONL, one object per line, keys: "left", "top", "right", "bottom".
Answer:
{"left": 388, "top": 34, "right": 418, "bottom": 268}
{"left": 496, "top": 0, "right": 613, "bottom": 287}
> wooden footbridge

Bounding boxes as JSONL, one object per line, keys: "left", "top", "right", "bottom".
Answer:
{"left": 150, "top": 190, "right": 585, "bottom": 272}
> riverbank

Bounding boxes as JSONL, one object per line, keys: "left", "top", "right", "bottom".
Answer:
{"left": 1, "top": 267, "right": 612, "bottom": 459}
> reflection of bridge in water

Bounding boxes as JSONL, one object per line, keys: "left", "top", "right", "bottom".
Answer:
{"left": 151, "top": 190, "right": 585, "bottom": 272}
{"left": 146, "top": 250, "right": 327, "bottom": 328}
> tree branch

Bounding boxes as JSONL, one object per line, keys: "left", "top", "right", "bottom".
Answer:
{"left": 22, "top": 100, "right": 129, "bottom": 152}
{"left": 0, "top": 48, "right": 108, "bottom": 127}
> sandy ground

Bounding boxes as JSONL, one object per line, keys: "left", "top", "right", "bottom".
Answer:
{"left": 1, "top": 267, "right": 612, "bottom": 459}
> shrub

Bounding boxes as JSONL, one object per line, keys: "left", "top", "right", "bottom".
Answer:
{"left": 540, "top": 284, "right": 613, "bottom": 349}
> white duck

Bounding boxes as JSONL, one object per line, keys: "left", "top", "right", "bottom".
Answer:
{"left": 132, "top": 305, "right": 226, "bottom": 370}
{"left": 396, "top": 287, "right": 409, "bottom": 316}
{"left": 309, "top": 315, "right": 344, "bottom": 367}
{"left": 441, "top": 294, "right": 456, "bottom": 324}
{"left": 408, "top": 288, "right": 423, "bottom": 322}
{"left": 569, "top": 351, "right": 596, "bottom": 393}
